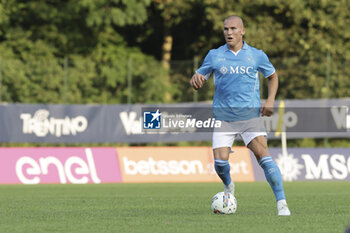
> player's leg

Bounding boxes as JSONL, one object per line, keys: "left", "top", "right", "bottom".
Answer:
{"left": 213, "top": 147, "right": 235, "bottom": 195}
{"left": 212, "top": 131, "right": 235, "bottom": 195}
{"left": 245, "top": 135, "right": 290, "bottom": 216}
{"left": 247, "top": 136, "right": 285, "bottom": 200}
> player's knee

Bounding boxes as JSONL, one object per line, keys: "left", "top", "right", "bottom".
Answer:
{"left": 213, "top": 147, "right": 230, "bottom": 160}
{"left": 214, "top": 154, "right": 230, "bottom": 160}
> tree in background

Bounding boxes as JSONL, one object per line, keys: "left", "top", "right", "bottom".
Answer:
{"left": 146, "top": 0, "right": 350, "bottom": 101}
{"left": 0, "top": 0, "right": 349, "bottom": 104}
{"left": 0, "top": 0, "right": 171, "bottom": 104}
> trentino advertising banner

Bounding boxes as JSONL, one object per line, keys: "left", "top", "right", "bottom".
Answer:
{"left": 0, "top": 99, "right": 349, "bottom": 143}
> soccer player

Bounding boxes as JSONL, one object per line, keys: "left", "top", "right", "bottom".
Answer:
{"left": 190, "top": 15, "right": 291, "bottom": 216}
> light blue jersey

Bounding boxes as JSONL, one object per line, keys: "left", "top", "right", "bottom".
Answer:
{"left": 196, "top": 42, "right": 275, "bottom": 121}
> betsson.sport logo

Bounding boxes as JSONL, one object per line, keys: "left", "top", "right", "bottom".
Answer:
{"left": 122, "top": 156, "right": 250, "bottom": 176}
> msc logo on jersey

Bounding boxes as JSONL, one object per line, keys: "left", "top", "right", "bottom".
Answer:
{"left": 143, "top": 109, "right": 161, "bottom": 129}
{"left": 220, "top": 65, "right": 253, "bottom": 75}
{"left": 229, "top": 66, "right": 253, "bottom": 74}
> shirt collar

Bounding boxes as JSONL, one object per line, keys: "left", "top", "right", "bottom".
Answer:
{"left": 225, "top": 41, "right": 248, "bottom": 51}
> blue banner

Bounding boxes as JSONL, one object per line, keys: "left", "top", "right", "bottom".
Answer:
{"left": 253, "top": 148, "right": 350, "bottom": 181}
{"left": 0, "top": 99, "right": 349, "bottom": 143}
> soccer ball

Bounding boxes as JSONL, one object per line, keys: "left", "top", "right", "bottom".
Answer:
{"left": 211, "top": 192, "right": 237, "bottom": 214}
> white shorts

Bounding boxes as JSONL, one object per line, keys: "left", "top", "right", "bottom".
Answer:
{"left": 212, "top": 117, "right": 267, "bottom": 149}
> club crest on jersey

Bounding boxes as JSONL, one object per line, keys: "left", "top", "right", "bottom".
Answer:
{"left": 220, "top": 66, "right": 228, "bottom": 75}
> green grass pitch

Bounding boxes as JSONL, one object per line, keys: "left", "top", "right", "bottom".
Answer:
{"left": 0, "top": 182, "right": 349, "bottom": 233}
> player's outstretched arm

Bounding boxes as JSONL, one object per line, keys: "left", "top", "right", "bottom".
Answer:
{"left": 190, "top": 73, "right": 206, "bottom": 90}
{"left": 261, "top": 72, "right": 278, "bottom": 116}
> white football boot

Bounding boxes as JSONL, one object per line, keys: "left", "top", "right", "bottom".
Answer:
{"left": 224, "top": 181, "right": 235, "bottom": 196}
{"left": 277, "top": 199, "right": 291, "bottom": 216}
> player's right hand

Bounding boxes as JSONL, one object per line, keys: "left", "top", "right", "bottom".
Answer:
{"left": 190, "top": 73, "right": 206, "bottom": 90}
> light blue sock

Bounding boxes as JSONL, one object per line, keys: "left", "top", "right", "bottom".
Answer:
{"left": 259, "top": 156, "right": 286, "bottom": 201}
{"left": 214, "top": 159, "right": 232, "bottom": 186}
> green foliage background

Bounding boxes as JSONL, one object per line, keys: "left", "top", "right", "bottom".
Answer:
{"left": 0, "top": 0, "right": 349, "bottom": 104}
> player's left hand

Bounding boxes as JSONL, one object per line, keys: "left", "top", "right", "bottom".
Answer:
{"left": 260, "top": 100, "right": 274, "bottom": 116}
